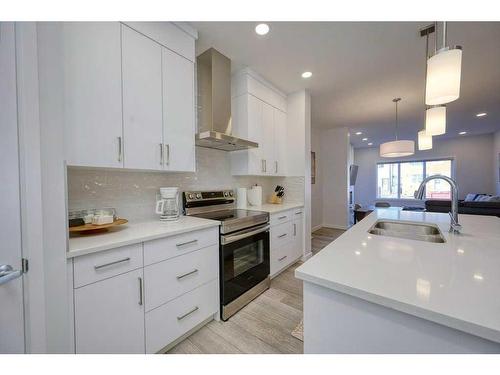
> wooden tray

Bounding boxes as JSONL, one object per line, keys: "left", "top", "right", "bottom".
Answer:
{"left": 69, "top": 218, "right": 128, "bottom": 234}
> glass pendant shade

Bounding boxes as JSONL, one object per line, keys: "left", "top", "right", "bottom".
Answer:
{"left": 425, "top": 105, "right": 446, "bottom": 135}
{"left": 379, "top": 140, "right": 415, "bottom": 158}
{"left": 425, "top": 47, "right": 462, "bottom": 105}
{"left": 418, "top": 130, "right": 433, "bottom": 150}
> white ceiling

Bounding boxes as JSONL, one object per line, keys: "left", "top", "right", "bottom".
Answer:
{"left": 191, "top": 21, "right": 500, "bottom": 148}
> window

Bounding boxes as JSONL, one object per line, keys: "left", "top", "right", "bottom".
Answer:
{"left": 377, "top": 159, "right": 453, "bottom": 200}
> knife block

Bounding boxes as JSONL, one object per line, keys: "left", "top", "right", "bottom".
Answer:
{"left": 268, "top": 194, "right": 283, "bottom": 204}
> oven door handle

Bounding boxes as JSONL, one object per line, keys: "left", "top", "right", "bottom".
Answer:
{"left": 221, "top": 224, "right": 270, "bottom": 245}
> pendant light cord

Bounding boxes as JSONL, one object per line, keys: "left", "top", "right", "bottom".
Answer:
{"left": 393, "top": 98, "right": 401, "bottom": 141}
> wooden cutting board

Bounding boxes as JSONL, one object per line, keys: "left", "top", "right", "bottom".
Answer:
{"left": 69, "top": 218, "right": 128, "bottom": 234}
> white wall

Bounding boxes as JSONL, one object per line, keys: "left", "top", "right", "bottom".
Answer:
{"left": 68, "top": 148, "right": 305, "bottom": 222}
{"left": 320, "top": 127, "right": 350, "bottom": 229}
{"left": 354, "top": 133, "right": 496, "bottom": 207}
{"left": 494, "top": 131, "right": 500, "bottom": 195}
{"left": 311, "top": 127, "right": 323, "bottom": 230}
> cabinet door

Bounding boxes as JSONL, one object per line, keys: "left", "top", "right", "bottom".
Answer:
{"left": 273, "top": 109, "right": 287, "bottom": 176}
{"left": 122, "top": 25, "right": 163, "bottom": 170}
{"left": 292, "top": 218, "right": 304, "bottom": 260}
{"left": 63, "top": 22, "right": 123, "bottom": 168}
{"left": 162, "top": 48, "right": 196, "bottom": 172}
{"left": 261, "top": 102, "right": 275, "bottom": 175}
{"left": 74, "top": 268, "right": 145, "bottom": 353}
{"left": 247, "top": 95, "right": 265, "bottom": 175}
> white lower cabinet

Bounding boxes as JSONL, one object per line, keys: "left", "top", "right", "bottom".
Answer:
{"left": 270, "top": 208, "right": 304, "bottom": 277}
{"left": 72, "top": 227, "right": 219, "bottom": 354}
{"left": 144, "top": 244, "right": 218, "bottom": 312}
{"left": 74, "top": 268, "right": 145, "bottom": 354}
{"left": 145, "top": 279, "right": 218, "bottom": 354}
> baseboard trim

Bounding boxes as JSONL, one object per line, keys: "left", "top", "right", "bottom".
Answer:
{"left": 321, "top": 223, "right": 349, "bottom": 231}
{"left": 311, "top": 224, "right": 323, "bottom": 232}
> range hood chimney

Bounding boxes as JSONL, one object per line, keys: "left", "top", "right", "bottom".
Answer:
{"left": 195, "top": 48, "right": 258, "bottom": 151}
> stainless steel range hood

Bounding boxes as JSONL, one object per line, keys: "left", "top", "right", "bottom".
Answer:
{"left": 196, "top": 48, "right": 258, "bottom": 151}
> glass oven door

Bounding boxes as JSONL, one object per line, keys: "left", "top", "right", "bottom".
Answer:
{"left": 220, "top": 224, "right": 270, "bottom": 307}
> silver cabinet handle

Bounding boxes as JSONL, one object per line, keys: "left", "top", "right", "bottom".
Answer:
{"left": 94, "top": 257, "right": 130, "bottom": 270}
{"left": 278, "top": 215, "right": 287, "bottom": 220}
{"left": 294, "top": 223, "right": 297, "bottom": 236}
{"left": 176, "top": 269, "right": 199, "bottom": 280}
{"left": 159, "top": 143, "right": 164, "bottom": 165}
{"left": 177, "top": 306, "right": 199, "bottom": 321}
{"left": 278, "top": 233, "right": 287, "bottom": 238}
{"left": 275, "top": 161, "right": 278, "bottom": 174}
{"left": 164, "top": 144, "right": 170, "bottom": 166}
{"left": 138, "top": 277, "right": 143, "bottom": 306}
{"left": 264, "top": 159, "right": 267, "bottom": 172}
{"left": 261, "top": 159, "right": 265, "bottom": 173}
{"left": 176, "top": 239, "right": 198, "bottom": 248}
{"left": 278, "top": 255, "right": 287, "bottom": 262}
{"left": 0, "top": 264, "right": 23, "bottom": 286}
{"left": 295, "top": 211, "right": 302, "bottom": 215}
{"left": 117, "top": 136, "right": 123, "bottom": 162}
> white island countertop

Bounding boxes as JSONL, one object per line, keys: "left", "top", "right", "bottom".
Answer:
{"left": 67, "top": 216, "right": 220, "bottom": 258}
{"left": 295, "top": 208, "right": 500, "bottom": 344}
{"left": 241, "top": 202, "right": 304, "bottom": 214}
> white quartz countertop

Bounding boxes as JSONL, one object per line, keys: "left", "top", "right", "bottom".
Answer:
{"left": 67, "top": 216, "right": 220, "bottom": 258}
{"left": 241, "top": 202, "right": 304, "bottom": 214}
{"left": 295, "top": 208, "right": 500, "bottom": 343}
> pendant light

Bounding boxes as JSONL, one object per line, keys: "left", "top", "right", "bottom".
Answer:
{"left": 418, "top": 130, "right": 433, "bottom": 150}
{"left": 425, "top": 22, "right": 462, "bottom": 105}
{"left": 380, "top": 98, "right": 415, "bottom": 158}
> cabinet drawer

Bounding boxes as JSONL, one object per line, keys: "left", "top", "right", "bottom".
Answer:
{"left": 270, "top": 210, "right": 293, "bottom": 226}
{"left": 143, "top": 227, "right": 218, "bottom": 266}
{"left": 293, "top": 208, "right": 304, "bottom": 220}
{"left": 73, "top": 243, "right": 143, "bottom": 288}
{"left": 145, "top": 279, "right": 218, "bottom": 353}
{"left": 144, "top": 244, "right": 218, "bottom": 311}
{"left": 270, "top": 243, "right": 295, "bottom": 277}
{"left": 271, "top": 221, "right": 293, "bottom": 249}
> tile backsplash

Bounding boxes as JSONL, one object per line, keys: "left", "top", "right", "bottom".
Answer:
{"left": 67, "top": 147, "right": 304, "bottom": 222}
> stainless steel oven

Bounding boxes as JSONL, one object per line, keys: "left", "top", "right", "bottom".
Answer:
{"left": 183, "top": 190, "right": 270, "bottom": 321}
{"left": 220, "top": 223, "right": 270, "bottom": 320}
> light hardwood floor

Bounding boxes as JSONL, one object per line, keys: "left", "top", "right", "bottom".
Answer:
{"left": 167, "top": 227, "right": 344, "bottom": 354}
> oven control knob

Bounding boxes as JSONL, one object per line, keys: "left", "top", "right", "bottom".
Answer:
{"left": 188, "top": 193, "right": 194, "bottom": 199}
{"left": 196, "top": 193, "right": 202, "bottom": 199}
{"left": 224, "top": 191, "right": 229, "bottom": 197}
{"left": 229, "top": 191, "right": 233, "bottom": 197}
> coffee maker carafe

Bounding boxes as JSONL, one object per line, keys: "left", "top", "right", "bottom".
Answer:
{"left": 155, "top": 187, "right": 180, "bottom": 221}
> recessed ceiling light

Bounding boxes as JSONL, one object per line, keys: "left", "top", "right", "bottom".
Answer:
{"left": 301, "top": 71, "right": 312, "bottom": 78}
{"left": 459, "top": 131, "right": 467, "bottom": 135}
{"left": 476, "top": 112, "right": 487, "bottom": 117}
{"left": 368, "top": 142, "right": 373, "bottom": 146}
{"left": 355, "top": 131, "right": 362, "bottom": 135}
{"left": 362, "top": 138, "right": 368, "bottom": 141}
{"left": 255, "top": 23, "right": 270, "bottom": 36}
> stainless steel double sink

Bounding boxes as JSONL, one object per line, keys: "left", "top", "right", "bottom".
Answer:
{"left": 368, "top": 220, "right": 446, "bottom": 243}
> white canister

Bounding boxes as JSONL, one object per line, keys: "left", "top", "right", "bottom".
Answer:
{"left": 236, "top": 188, "right": 248, "bottom": 209}
{"left": 247, "top": 185, "right": 262, "bottom": 206}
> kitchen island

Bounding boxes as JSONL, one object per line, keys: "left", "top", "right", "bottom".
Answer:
{"left": 295, "top": 208, "right": 500, "bottom": 353}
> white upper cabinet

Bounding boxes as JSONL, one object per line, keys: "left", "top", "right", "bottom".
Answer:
{"left": 63, "top": 22, "right": 123, "bottom": 168}
{"left": 273, "top": 109, "right": 287, "bottom": 175}
{"left": 63, "top": 22, "right": 197, "bottom": 172}
{"left": 122, "top": 25, "right": 163, "bottom": 170}
{"left": 162, "top": 48, "right": 196, "bottom": 172}
{"left": 230, "top": 70, "right": 288, "bottom": 176}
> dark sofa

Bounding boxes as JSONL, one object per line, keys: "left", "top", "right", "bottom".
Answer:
{"left": 425, "top": 200, "right": 500, "bottom": 217}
